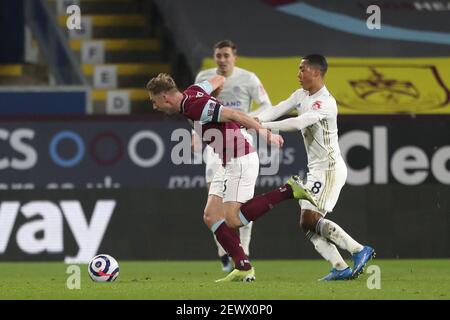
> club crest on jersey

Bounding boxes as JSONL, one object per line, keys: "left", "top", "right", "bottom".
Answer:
{"left": 232, "top": 86, "right": 241, "bottom": 94}
{"left": 196, "top": 92, "right": 204, "bottom": 98}
{"left": 312, "top": 100, "right": 322, "bottom": 110}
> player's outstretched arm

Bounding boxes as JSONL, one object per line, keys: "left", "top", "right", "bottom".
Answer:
{"left": 249, "top": 100, "right": 272, "bottom": 118}
{"left": 207, "top": 75, "right": 225, "bottom": 91}
{"left": 220, "top": 107, "right": 283, "bottom": 147}
{"left": 220, "top": 107, "right": 264, "bottom": 130}
{"left": 257, "top": 92, "right": 298, "bottom": 122}
{"left": 262, "top": 112, "right": 322, "bottom": 132}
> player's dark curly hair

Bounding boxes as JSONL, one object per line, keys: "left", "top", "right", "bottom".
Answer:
{"left": 302, "top": 54, "right": 328, "bottom": 77}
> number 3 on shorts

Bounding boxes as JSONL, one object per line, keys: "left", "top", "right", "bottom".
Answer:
{"left": 311, "top": 181, "right": 322, "bottom": 194}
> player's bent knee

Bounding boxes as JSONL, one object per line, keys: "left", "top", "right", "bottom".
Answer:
{"left": 203, "top": 209, "right": 220, "bottom": 228}
{"left": 300, "top": 209, "right": 320, "bottom": 232}
{"left": 203, "top": 212, "right": 212, "bottom": 226}
{"left": 224, "top": 215, "right": 241, "bottom": 229}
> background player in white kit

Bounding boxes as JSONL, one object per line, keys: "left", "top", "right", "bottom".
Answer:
{"left": 258, "top": 54, "right": 375, "bottom": 281}
{"left": 193, "top": 40, "right": 272, "bottom": 272}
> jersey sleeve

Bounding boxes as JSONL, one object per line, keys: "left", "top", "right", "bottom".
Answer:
{"left": 248, "top": 73, "right": 271, "bottom": 105}
{"left": 198, "top": 99, "right": 223, "bottom": 124}
{"left": 264, "top": 96, "right": 336, "bottom": 131}
{"left": 258, "top": 90, "right": 300, "bottom": 122}
{"left": 193, "top": 80, "right": 214, "bottom": 95}
{"left": 247, "top": 73, "right": 272, "bottom": 117}
{"left": 195, "top": 70, "right": 207, "bottom": 84}
{"left": 262, "top": 112, "right": 322, "bottom": 131}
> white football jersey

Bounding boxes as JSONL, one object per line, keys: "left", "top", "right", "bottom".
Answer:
{"left": 195, "top": 66, "right": 271, "bottom": 113}
{"left": 260, "top": 86, "right": 343, "bottom": 171}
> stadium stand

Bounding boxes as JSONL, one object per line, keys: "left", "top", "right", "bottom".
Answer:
{"left": 0, "top": 0, "right": 191, "bottom": 115}
{"left": 47, "top": 0, "right": 171, "bottom": 113}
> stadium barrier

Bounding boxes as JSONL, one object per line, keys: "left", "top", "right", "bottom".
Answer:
{"left": 0, "top": 185, "right": 448, "bottom": 263}
{"left": 0, "top": 87, "right": 90, "bottom": 115}
{"left": 0, "top": 116, "right": 448, "bottom": 262}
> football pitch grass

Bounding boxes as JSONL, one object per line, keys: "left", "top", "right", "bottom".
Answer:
{"left": 1, "top": 259, "right": 449, "bottom": 300}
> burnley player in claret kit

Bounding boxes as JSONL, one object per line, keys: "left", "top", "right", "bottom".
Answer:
{"left": 146, "top": 73, "right": 317, "bottom": 282}
{"left": 194, "top": 40, "right": 273, "bottom": 273}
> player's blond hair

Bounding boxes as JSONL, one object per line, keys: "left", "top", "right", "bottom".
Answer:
{"left": 146, "top": 73, "right": 178, "bottom": 95}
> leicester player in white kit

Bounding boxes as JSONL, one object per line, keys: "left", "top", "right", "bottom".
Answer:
{"left": 259, "top": 54, "right": 375, "bottom": 280}
{"left": 194, "top": 40, "right": 272, "bottom": 272}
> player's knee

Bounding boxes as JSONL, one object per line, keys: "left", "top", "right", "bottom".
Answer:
{"left": 224, "top": 215, "right": 241, "bottom": 229}
{"left": 203, "top": 209, "right": 214, "bottom": 227}
{"left": 320, "top": 219, "right": 332, "bottom": 238}
{"left": 299, "top": 218, "right": 312, "bottom": 233}
{"left": 300, "top": 210, "right": 319, "bottom": 232}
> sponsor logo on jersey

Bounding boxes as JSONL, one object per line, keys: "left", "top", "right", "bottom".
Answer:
{"left": 223, "top": 101, "right": 242, "bottom": 108}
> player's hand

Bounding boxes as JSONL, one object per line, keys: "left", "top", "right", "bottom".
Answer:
{"left": 270, "top": 133, "right": 284, "bottom": 148}
{"left": 211, "top": 84, "right": 223, "bottom": 98}
{"left": 263, "top": 129, "right": 283, "bottom": 148}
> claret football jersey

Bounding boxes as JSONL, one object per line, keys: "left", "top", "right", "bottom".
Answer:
{"left": 181, "top": 81, "right": 254, "bottom": 163}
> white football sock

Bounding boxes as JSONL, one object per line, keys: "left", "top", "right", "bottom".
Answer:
{"left": 214, "top": 235, "right": 227, "bottom": 257}
{"left": 239, "top": 221, "right": 253, "bottom": 256}
{"left": 317, "top": 218, "right": 364, "bottom": 254}
{"left": 307, "top": 232, "right": 348, "bottom": 270}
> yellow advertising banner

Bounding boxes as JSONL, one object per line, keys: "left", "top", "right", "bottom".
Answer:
{"left": 200, "top": 57, "right": 450, "bottom": 114}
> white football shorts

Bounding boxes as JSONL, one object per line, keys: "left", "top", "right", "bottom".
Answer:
{"left": 208, "top": 151, "right": 259, "bottom": 203}
{"left": 204, "top": 128, "right": 255, "bottom": 184}
{"left": 204, "top": 145, "right": 222, "bottom": 184}
{"left": 299, "top": 159, "right": 347, "bottom": 215}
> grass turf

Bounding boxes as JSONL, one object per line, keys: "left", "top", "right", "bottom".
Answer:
{"left": 0, "top": 259, "right": 449, "bottom": 300}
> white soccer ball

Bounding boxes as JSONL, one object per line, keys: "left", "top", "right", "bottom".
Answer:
{"left": 88, "top": 254, "right": 120, "bottom": 282}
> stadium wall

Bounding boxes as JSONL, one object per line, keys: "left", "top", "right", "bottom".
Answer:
{"left": 0, "top": 185, "right": 448, "bottom": 263}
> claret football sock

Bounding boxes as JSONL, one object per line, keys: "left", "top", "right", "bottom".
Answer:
{"left": 212, "top": 220, "right": 251, "bottom": 271}
{"left": 239, "top": 184, "right": 293, "bottom": 223}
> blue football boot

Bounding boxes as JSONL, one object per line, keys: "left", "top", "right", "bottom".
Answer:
{"left": 352, "top": 246, "right": 375, "bottom": 278}
{"left": 318, "top": 267, "right": 353, "bottom": 281}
